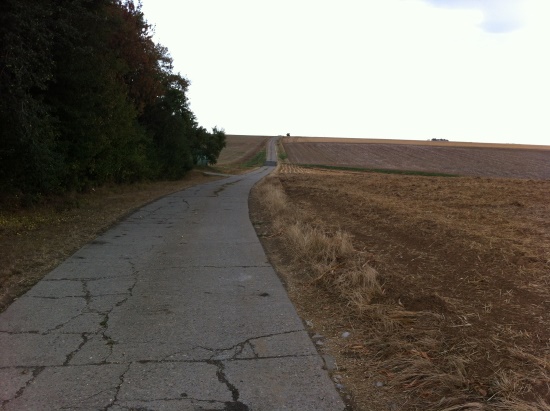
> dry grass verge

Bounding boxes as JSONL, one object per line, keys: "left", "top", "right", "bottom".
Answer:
{"left": 254, "top": 175, "right": 383, "bottom": 313}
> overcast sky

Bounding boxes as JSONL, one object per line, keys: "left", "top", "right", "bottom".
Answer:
{"left": 140, "top": 0, "right": 549, "bottom": 145}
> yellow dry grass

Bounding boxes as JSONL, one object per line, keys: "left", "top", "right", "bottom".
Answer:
{"left": 216, "top": 135, "right": 269, "bottom": 165}
{"left": 254, "top": 175, "right": 383, "bottom": 311}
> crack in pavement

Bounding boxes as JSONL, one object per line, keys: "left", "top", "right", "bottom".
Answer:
{"left": 40, "top": 273, "right": 133, "bottom": 282}
{"left": 113, "top": 398, "right": 227, "bottom": 411}
{"left": 58, "top": 387, "right": 116, "bottom": 410}
{"left": 0, "top": 330, "right": 40, "bottom": 335}
{"left": 158, "top": 329, "right": 304, "bottom": 363}
{"left": 208, "top": 329, "right": 304, "bottom": 361}
{"left": 7, "top": 264, "right": 139, "bottom": 336}
{"left": 207, "top": 359, "right": 249, "bottom": 411}
{"left": 1, "top": 366, "right": 44, "bottom": 408}
{"left": 210, "top": 180, "right": 241, "bottom": 197}
{"left": 0, "top": 352, "right": 320, "bottom": 372}
{"left": 103, "top": 363, "right": 131, "bottom": 410}
{"left": 97, "top": 265, "right": 139, "bottom": 364}
{"left": 82, "top": 280, "right": 92, "bottom": 306}
{"left": 42, "top": 302, "right": 90, "bottom": 334}
{"left": 43, "top": 264, "right": 140, "bottom": 366}
{"left": 196, "top": 265, "right": 271, "bottom": 269}
{"left": 153, "top": 265, "right": 272, "bottom": 270}
{"left": 101, "top": 333, "right": 117, "bottom": 363}
{"left": 64, "top": 333, "right": 89, "bottom": 366}
{"left": 182, "top": 198, "right": 190, "bottom": 211}
{"left": 26, "top": 295, "right": 83, "bottom": 300}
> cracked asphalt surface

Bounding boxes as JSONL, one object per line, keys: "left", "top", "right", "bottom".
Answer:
{"left": 0, "top": 152, "right": 344, "bottom": 410}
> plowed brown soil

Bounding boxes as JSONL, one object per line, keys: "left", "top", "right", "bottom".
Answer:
{"left": 284, "top": 141, "right": 550, "bottom": 179}
{"left": 250, "top": 166, "right": 550, "bottom": 410}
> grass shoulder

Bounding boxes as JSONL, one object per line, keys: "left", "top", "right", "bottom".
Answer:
{"left": 277, "top": 140, "right": 288, "bottom": 161}
{"left": 244, "top": 149, "right": 267, "bottom": 167}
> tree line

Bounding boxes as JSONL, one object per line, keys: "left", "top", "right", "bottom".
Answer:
{"left": 0, "top": 0, "right": 225, "bottom": 201}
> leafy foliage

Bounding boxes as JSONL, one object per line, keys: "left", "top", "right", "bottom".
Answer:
{"left": 192, "top": 127, "right": 227, "bottom": 166}
{"left": 0, "top": 0, "right": 60, "bottom": 195}
{"left": 0, "top": 0, "right": 225, "bottom": 202}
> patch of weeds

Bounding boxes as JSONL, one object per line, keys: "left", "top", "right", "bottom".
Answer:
{"left": 277, "top": 141, "right": 288, "bottom": 161}
{"left": 243, "top": 149, "right": 266, "bottom": 168}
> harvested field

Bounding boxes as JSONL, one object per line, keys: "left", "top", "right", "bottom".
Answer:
{"left": 278, "top": 163, "right": 318, "bottom": 174}
{"left": 216, "top": 134, "right": 268, "bottom": 165}
{"left": 287, "top": 137, "right": 550, "bottom": 150}
{"left": 250, "top": 166, "right": 550, "bottom": 411}
{"left": 283, "top": 139, "right": 550, "bottom": 179}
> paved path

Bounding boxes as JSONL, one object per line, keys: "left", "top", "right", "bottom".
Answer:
{"left": 264, "top": 136, "right": 279, "bottom": 167}
{"left": 0, "top": 147, "right": 344, "bottom": 410}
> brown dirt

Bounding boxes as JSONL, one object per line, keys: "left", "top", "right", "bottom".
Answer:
{"left": 283, "top": 141, "right": 550, "bottom": 179}
{"left": 250, "top": 166, "right": 550, "bottom": 410}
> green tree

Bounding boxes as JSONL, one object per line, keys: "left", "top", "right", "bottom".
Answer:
{"left": 46, "top": 0, "right": 148, "bottom": 189}
{"left": 192, "top": 127, "right": 227, "bottom": 165}
{"left": 0, "top": 0, "right": 226, "bottom": 201}
{"left": 141, "top": 74, "right": 195, "bottom": 178}
{"left": 0, "top": 0, "right": 61, "bottom": 195}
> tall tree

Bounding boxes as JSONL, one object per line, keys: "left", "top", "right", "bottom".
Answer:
{"left": 192, "top": 126, "right": 227, "bottom": 166}
{"left": 0, "top": 0, "right": 225, "bottom": 201}
{"left": 141, "top": 73, "right": 195, "bottom": 178}
{"left": 0, "top": 0, "right": 60, "bottom": 195}
{"left": 47, "top": 0, "right": 147, "bottom": 189}
{"left": 106, "top": 1, "right": 167, "bottom": 115}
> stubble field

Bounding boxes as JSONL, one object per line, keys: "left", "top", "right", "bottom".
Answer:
{"left": 250, "top": 138, "right": 550, "bottom": 410}
{"left": 216, "top": 134, "right": 269, "bottom": 165}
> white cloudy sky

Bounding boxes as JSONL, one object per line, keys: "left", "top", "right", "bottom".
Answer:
{"left": 140, "top": 0, "right": 549, "bottom": 145}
